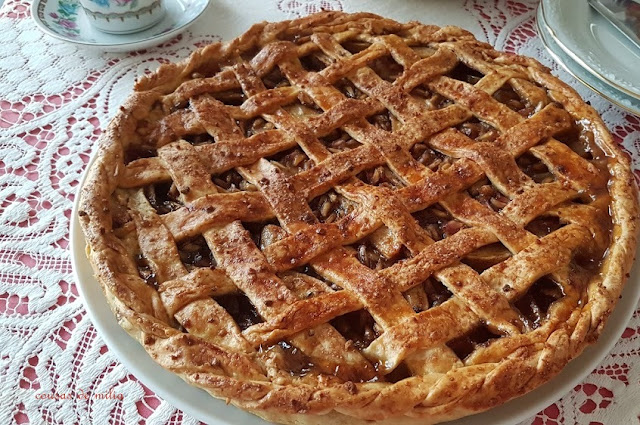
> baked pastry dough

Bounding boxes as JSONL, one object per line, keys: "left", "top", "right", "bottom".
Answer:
{"left": 79, "top": 11, "right": 639, "bottom": 425}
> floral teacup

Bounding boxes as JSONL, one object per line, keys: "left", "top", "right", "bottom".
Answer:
{"left": 79, "top": 0, "right": 165, "bottom": 34}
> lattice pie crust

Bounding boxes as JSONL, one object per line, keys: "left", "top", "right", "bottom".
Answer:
{"left": 79, "top": 12, "right": 639, "bottom": 425}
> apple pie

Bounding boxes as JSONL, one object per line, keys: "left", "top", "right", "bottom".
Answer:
{"left": 78, "top": 11, "right": 639, "bottom": 425}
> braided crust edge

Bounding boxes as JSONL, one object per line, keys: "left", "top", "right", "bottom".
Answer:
{"left": 78, "top": 11, "right": 639, "bottom": 425}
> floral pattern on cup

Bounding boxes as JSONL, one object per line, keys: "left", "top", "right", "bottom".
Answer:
{"left": 48, "top": 0, "right": 80, "bottom": 38}
{"left": 90, "top": 0, "right": 139, "bottom": 9}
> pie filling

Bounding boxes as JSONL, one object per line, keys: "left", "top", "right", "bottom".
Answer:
{"left": 144, "top": 182, "right": 182, "bottom": 214}
{"left": 309, "top": 190, "right": 355, "bottom": 224}
{"left": 412, "top": 205, "right": 467, "bottom": 241}
{"left": 457, "top": 118, "right": 499, "bottom": 142}
{"left": 215, "top": 293, "right": 264, "bottom": 331}
{"left": 410, "top": 142, "right": 452, "bottom": 171}
{"left": 517, "top": 152, "right": 555, "bottom": 183}
{"left": 513, "top": 276, "right": 565, "bottom": 330}
{"left": 466, "top": 178, "right": 510, "bottom": 212}
{"left": 321, "top": 130, "right": 362, "bottom": 153}
{"left": 462, "top": 243, "right": 511, "bottom": 272}
{"left": 177, "top": 236, "right": 216, "bottom": 270}
{"left": 354, "top": 239, "right": 410, "bottom": 270}
{"left": 331, "top": 309, "right": 381, "bottom": 351}
{"left": 212, "top": 169, "right": 258, "bottom": 192}
{"left": 357, "top": 165, "right": 405, "bottom": 189}
{"left": 135, "top": 254, "right": 157, "bottom": 289}
{"left": 447, "top": 325, "right": 501, "bottom": 360}
{"left": 124, "top": 146, "right": 156, "bottom": 164}
{"left": 267, "top": 341, "right": 316, "bottom": 376}
{"left": 404, "top": 277, "right": 453, "bottom": 313}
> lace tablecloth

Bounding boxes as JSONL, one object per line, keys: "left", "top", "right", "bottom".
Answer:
{"left": 1, "top": 0, "right": 639, "bottom": 424}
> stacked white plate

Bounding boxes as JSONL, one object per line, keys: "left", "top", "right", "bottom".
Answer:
{"left": 538, "top": 0, "right": 640, "bottom": 115}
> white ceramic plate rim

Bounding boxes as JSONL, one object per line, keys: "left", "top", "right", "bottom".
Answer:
{"left": 31, "top": 0, "right": 210, "bottom": 50}
{"left": 537, "top": 5, "right": 640, "bottom": 116}
{"left": 540, "top": 0, "right": 640, "bottom": 100}
{"left": 71, "top": 155, "right": 640, "bottom": 425}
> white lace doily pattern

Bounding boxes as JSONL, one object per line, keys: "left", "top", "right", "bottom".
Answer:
{"left": 1, "top": 1, "right": 639, "bottom": 424}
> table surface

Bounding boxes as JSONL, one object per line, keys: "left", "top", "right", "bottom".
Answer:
{"left": 1, "top": 1, "right": 639, "bottom": 424}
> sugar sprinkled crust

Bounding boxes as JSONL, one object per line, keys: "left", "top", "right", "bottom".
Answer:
{"left": 79, "top": 11, "right": 639, "bottom": 425}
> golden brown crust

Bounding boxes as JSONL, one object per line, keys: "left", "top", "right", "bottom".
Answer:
{"left": 79, "top": 11, "right": 639, "bottom": 425}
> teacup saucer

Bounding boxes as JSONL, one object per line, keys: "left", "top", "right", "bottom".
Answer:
{"left": 31, "top": 0, "right": 210, "bottom": 52}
